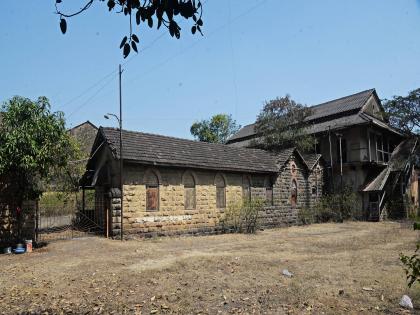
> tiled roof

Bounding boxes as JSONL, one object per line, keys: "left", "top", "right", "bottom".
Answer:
{"left": 228, "top": 89, "right": 380, "bottom": 143}
{"left": 302, "top": 153, "right": 322, "bottom": 170}
{"left": 99, "top": 127, "right": 284, "bottom": 173}
{"left": 306, "top": 89, "right": 375, "bottom": 121}
{"left": 228, "top": 123, "right": 256, "bottom": 142}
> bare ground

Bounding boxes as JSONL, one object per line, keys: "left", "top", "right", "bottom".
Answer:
{"left": 1, "top": 222, "right": 419, "bottom": 314}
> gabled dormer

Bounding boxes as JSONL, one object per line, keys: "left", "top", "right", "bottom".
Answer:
{"left": 360, "top": 90, "right": 386, "bottom": 121}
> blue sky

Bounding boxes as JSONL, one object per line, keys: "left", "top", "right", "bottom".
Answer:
{"left": 1, "top": 1, "right": 420, "bottom": 138}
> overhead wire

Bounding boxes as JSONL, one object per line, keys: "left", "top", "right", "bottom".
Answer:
{"left": 63, "top": 0, "right": 268, "bottom": 119}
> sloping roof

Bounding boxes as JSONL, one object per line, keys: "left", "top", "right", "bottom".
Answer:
{"left": 306, "top": 112, "right": 403, "bottom": 136}
{"left": 68, "top": 120, "right": 97, "bottom": 132}
{"left": 99, "top": 127, "right": 283, "bottom": 173}
{"left": 227, "top": 89, "right": 397, "bottom": 144}
{"left": 362, "top": 138, "right": 418, "bottom": 192}
{"left": 306, "top": 89, "right": 375, "bottom": 121}
{"left": 388, "top": 138, "right": 418, "bottom": 172}
{"left": 363, "top": 168, "right": 390, "bottom": 192}
{"left": 228, "top": 123, "right": 256, "bottom": 142}
{"left": 276, "top": 147, "right": 297, "bottom": 167}
{"left": 302, "top": 153, "right": 322, "bottom": 170}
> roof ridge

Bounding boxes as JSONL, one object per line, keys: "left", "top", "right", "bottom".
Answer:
{"left": 309, "top": 88, "right": 375, "bottom": 109}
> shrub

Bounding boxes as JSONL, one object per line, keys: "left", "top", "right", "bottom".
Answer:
{"left": 242, "top": 199, "right": 264, "bottom": 233}
{"left": 400, "top": 223, "right": 420, "bottom": 288}
{"left": 299, "top": 186, "right": 359, "bottom": 224}
{"left": 222, "top": 199, "right": 264, "bottom": 234}
{"left": 400, "top": 244, "right": 420, "bottom": 288}
{"left": 298, "top": 206, "right": 315, "bottom": 225}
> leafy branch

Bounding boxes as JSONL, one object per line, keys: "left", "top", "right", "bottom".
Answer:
{"left": 55, "top": 0, "right": 204, "bottom": 58}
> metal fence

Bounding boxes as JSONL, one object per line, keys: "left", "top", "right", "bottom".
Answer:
{"left": 36, "top": 190, "right": 104, "bottom": 243}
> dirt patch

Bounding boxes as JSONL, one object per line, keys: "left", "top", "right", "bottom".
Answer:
{"left": 0, "top": 221, "right": 419, "bottom": 314}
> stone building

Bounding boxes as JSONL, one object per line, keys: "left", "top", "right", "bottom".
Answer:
{"left": 82, "top": 128, "right": 324, "bottom": 238}
{"left": 227, "top": 89, "right": 418, "bottom": 220}
{"left": 68, "top": 120, "right": 98, "bottom": 157}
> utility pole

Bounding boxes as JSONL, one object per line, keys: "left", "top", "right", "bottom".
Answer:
{"left": 328, "top": 126, "right": 334, "bottom": 193}
{"left": 119, "top": 64, "right": 124, "bottom": 241}
{"left": 337, "top": 133, "right": 344, "bottom": 219}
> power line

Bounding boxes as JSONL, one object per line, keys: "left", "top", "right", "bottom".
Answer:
{"left": 63, "top": 0, "right": 267, "bottom": 118}
{"left": 58, "top": 69, "right": 118, "bottom": 111}
{"left": 58, "top": 32, "right": 168, "bottom": 113}
{"left": 66, "top": 74, "right": 118, "bottom": 119}
{"left": 125, "top": 0, "right": 268, "bottom": 87}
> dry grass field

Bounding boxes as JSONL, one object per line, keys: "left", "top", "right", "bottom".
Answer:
{"left": 0, "top": 221, "right": 419, "bottom": 314}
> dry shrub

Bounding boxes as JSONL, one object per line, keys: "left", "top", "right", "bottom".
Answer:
{"left": 299, "top": 186, "right": 359, "bottom": 224}
{"left": 221, "top": 199, "right": 265, "bottom": 234}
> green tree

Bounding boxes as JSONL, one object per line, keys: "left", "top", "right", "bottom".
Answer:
{"left": 55, "top": 0, "right": 204, "bottom": 58}
{"left": 0, "top": 96, "right": 78, "bottom": 205}
{"left": 400, "top": 223, "right": 420, "bottom": 288}
{"left": 383, "top": 88, "right": 420, "bottom": 135}
{"left": 252, "top": 95, "right": 315, "bottom": 152}
{"left": 190, "top": 114, "right": 241, "bottom": 144}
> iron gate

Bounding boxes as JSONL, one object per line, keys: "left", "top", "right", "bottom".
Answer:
{"left": 35, "top": 189, "right": 107, "bottom": 243}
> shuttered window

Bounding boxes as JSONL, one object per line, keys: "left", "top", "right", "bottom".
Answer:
{"left": 242, "top": 176, "right": 251, "bottom": 203}
{"left": 266, "top": 187, "right": 273, "bottom": 205}
{"left": 146, "top": 186, "right": 159, "bottom": 211}
{"left": 291, "top": 179, "right": 298, "bottom": 207}
{"left": 183, "top": 172, "right": 196, "bottom": 210}
{"left": 265, "top": 177, "right": 273, "bottom": 205}
{"left": 216, "top": 187, "right": 226, "bottom": 209}
{"left": 215, "top": 174, "right": 226, "bottom": 209}
{"left": 145, "top": 171, "right": 159, "bottom": 211}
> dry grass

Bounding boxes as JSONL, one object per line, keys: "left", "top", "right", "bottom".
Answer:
{"left": 0, "top": 221, "right": 419, "bottom": 314}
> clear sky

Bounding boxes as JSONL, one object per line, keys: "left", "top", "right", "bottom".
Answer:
{"left": 1, "top": 1, "right": 420, "bottom": 138}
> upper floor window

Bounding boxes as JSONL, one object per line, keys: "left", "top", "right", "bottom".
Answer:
{"left": 145, "top": 171, "right": 159, "bottom": 211}
{"left": 215, "top": 174, "right": 226, "bottom": 209}
{"left": 183, "top": 172, "right": 196, "bottom": 210}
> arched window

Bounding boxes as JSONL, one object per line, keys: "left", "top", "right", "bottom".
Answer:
{"left": 183, "top": 172, "right": 196, "bottom": 210}
{"left": 242, "top": 176, "right": 251, "bottom": 202}
{"left": 291, "top": 179, "right": 298, "bottom": 207}
{"left": 265, "top": 177, "right": 274, "bottom": 205}
{"left": 145, "top": 171, "right": 159, "bottom": 211}
{"left": 215, "top": 174, "right": 226, "bottom": 209}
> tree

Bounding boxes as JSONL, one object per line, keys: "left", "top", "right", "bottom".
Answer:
{"left": 383, "top": 88, "right": 420, "bottom": 135}
{"left": 252, "top": 95, "right": 315, "bottom": 152}
{"left": 0, "top": 96, "right": 78, "bottom": 205}
{"left": 190, "top": 114, "right": 241, "bottom": 144}
{"left": 55, "top": 0, "right": 204, "bottom": 58}
{"left": 400, "top": 223, "right": 420, "bottom": 288}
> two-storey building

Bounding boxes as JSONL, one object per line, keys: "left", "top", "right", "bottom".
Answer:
{"left": 227, "top": 89, "right": 417, "bottom": 220}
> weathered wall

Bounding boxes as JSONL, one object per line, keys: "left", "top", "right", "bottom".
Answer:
{"left": 0, "top": 200, "right": 36, "bottom": 246}
{"left": 121, "top": 166, "right": 245, "bottom": 237}
{"left": 108, "top": 157, "right": 323, "bottom": 238}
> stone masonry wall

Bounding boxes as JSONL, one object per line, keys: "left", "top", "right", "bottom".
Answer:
{"left": 116, "top": 159, "right": 323, "bottom": 238}
{"left": 259, "top": 156, "right": 312, "bottom": 228}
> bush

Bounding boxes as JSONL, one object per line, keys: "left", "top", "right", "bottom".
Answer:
{"left": 221, "top": 199, "right": 265, "bottom": 234}
{"left": 400, "top": 223, "right": 420, "bottom": 288}
{"left": 299, "top": 186, "right": 359, "bottom": 224}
